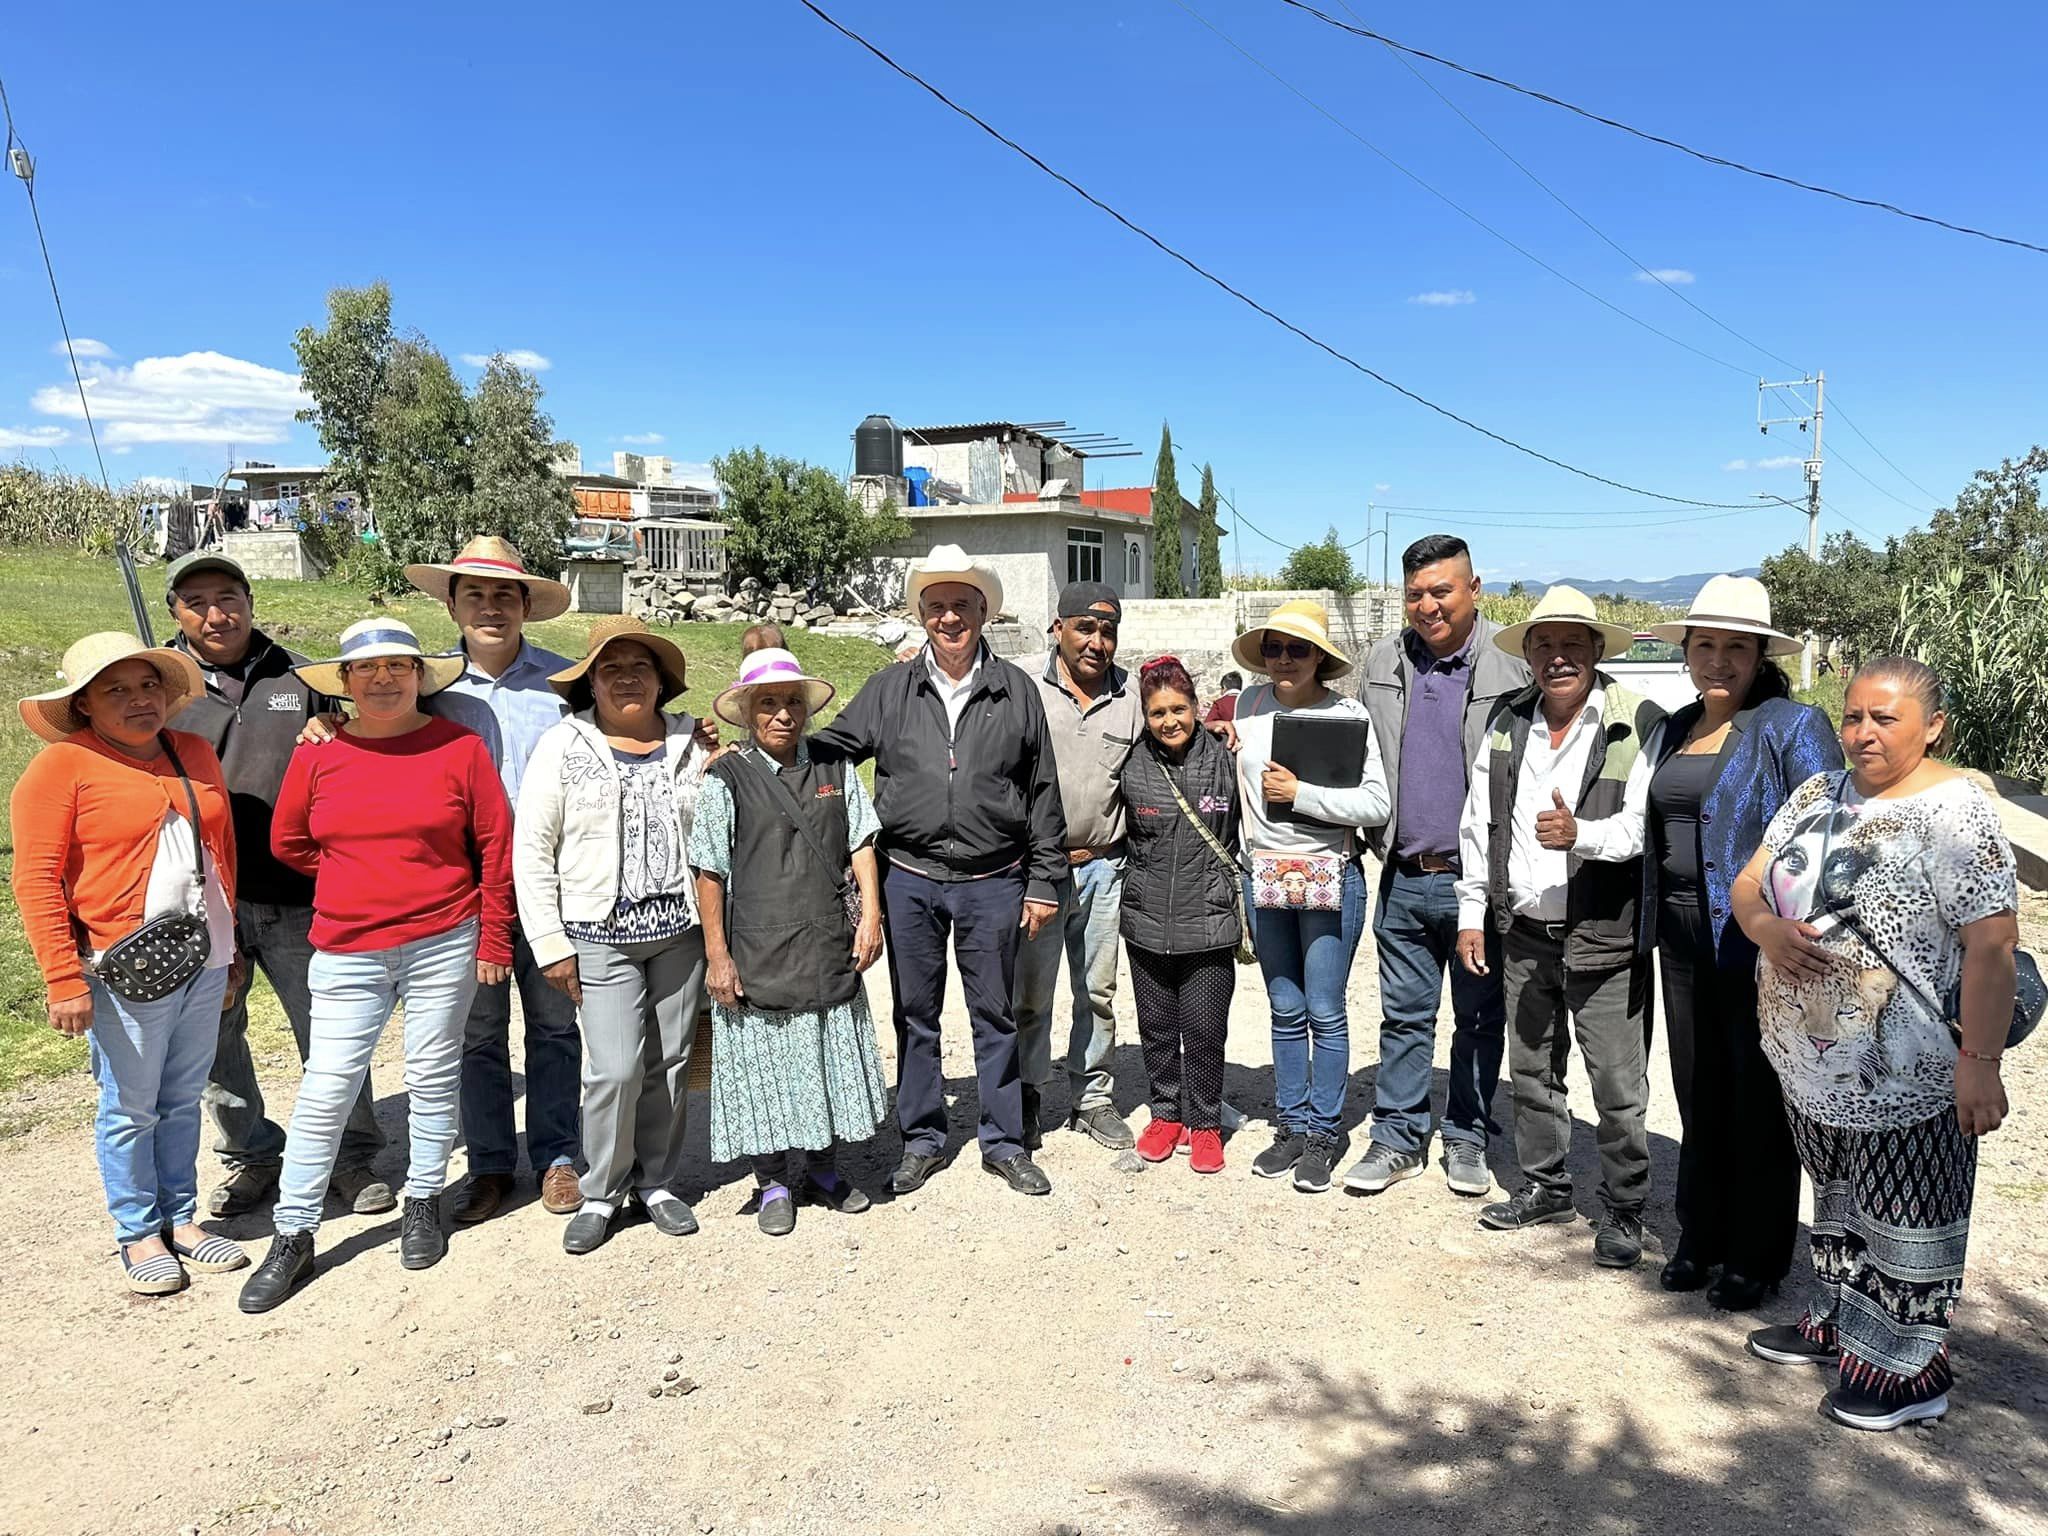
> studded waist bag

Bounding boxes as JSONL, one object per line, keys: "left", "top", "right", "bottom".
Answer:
{"left": 93, "top": 736, "right": 213, "bottom": 1003}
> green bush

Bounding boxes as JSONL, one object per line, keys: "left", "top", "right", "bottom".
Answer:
{"left": 1891, "top": 561, "right": 2048, "bottom": 783}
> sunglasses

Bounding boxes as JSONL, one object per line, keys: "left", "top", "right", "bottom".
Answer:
{"left": 1260, "top": 638, "right": 1316, "bottom": 661}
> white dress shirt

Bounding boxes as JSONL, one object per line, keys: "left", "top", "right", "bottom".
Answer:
{"left": 924, "top": 644, "right": 983, "bottom": 737}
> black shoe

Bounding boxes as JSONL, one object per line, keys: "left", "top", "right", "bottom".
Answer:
{"left": 1707, "top": 1271, "right": 1779, "bottom": 1312}
{"left": 1746, "top": 1324, "right": 1835, "bottom": 1367}
{"left": 1478, "top": 1184, "right": 1577, "bottom": 1231}
{"left": 1021, "top": 1085, "right": 1044, "bottom": 1153}
{"left": 1069, "top": 1104, "right": 1136, "bottom": 1150}
{"left": 802, "top": 1171, "right": 872, "bottom": 1215}
{"left": 399, "top": 1196, "right": 447, "bottom": 1271}
{"left": 1823, "top": 1380, "right": 1948, "bottom": 1432}
{"left": 982, "top": 1152, "right": 1052, "bottom": 1196}
{"left": 1292, "top": 1132, "right": 1346, "bottom": 1193}
{"left": 1343, "top": 1141, "right": 1426, "bottom": 1194}
{"left": 563, "top": 1208, "right": 614, "bottom": 1255}
{"left": 890, "top": 1149, "right": 945, "bottom": 1195}
{"left": 1251, "top": 1130, "right": 1307, "bottom": 1180}
{"left": 237, "top": 1232, "right": 314, "bottom": 1313}
{"left": 638, "top": 1194, "right": 700, "bottom": 1237}
{"left": 1593, "top": 1210, "right": 1644, "bottom": 1268}
{"left": 1660, "top": 1254, "right": 1713, "bottom": 1292}
{"left": 757, "top": 1185, "right": 798, "bottom": 1237}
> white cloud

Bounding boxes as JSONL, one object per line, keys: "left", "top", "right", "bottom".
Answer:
{"left": 1407, "top": 289, "right": 1476, "bottom": 307}
{"left": 1373, "top": 482, "right": 1392, "bottom": 493}
{"left": 1635, "top": 268, "right": 1695, "bottom": 285}
{"left": 618, "top": 431, "right": 666, "bottom": 446}
{"left": 133, "top": 474, "right": 186, "bottom": 494}
{"left": 30, "top": 350, "right": 310, "bottom": 446}
{"left": 671, "top": 459, "right": 717, "bottom": 490}
{"left": 460, "top": 348, "right": 552, "bottom": 372}
{"left": 54, "top": 337, "right": 114, "bottom": 359}
{"left": 0, "top": 424, "right": 71, "bottom": 449}
{"left": 1722, "top": 455, "right": 1805, "bottom": 471}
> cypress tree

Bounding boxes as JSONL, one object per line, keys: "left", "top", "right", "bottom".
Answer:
{"left": 1196, "top": 461, "right": 1224, "bottom": 597}
{"left": 1151, "top": 422, "right": 1183, "bottom": 598}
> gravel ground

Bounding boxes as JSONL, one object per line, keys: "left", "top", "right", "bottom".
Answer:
{"left": 1, "top": 877, "right": 2043, "bottom": 1536}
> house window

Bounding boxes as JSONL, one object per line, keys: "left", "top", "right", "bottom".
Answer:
{"left": 274, "top": 481, "right": 302, "bottom": 499}
{"left": 1067, "top": 527, "right": 1103, "bottom": 584}
{"left": 1126, "top": 539, "right": 1141, "bottom": 590}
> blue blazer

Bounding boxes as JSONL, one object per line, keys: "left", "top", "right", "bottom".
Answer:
{"left": 1637, "top": 695, "right": 1844, "bottom": 966}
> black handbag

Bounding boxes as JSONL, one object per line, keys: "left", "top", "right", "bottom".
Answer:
{"left": 94, "top": 736, "right": 214, "bottom": 1004}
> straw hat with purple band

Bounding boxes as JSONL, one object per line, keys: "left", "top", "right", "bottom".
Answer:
{"left": 547, "top": 614, "right": 689, "bottom": 701}
{"left": 712, "top": 647, "right": 837, "bottom": 728}
{"left": 1491, "top": 584, "right": 1636, "bottom": 659}
{"left": 293, "top": 618, "right": 466, "bottom": 698}
{"left": 18, "top": 632, "right": 206, "bottom": 744}
{"left": 403, "top": 534, "right": 571, "bottom": 622}
{"left": 1230, "top": 598, "right": 1353, "bottom": 679}
{"left": 1647, "top": 574, "right": 1803, "bottom": 658}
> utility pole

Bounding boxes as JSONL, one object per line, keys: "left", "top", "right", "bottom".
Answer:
{"left": 1758, "top": 371, "right": 1825, "bottom": 688}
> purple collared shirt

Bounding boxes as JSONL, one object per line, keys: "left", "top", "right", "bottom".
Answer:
{"left": 1394, "top": 624, "right": 1476, "bottom": 859}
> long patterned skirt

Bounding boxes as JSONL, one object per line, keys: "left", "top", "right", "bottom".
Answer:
{"left": 707, "top": 985, "right": 890, "bottom": 1164}
{"left": 1784, "top": 1102, "right": 1977, "bottom": 1403}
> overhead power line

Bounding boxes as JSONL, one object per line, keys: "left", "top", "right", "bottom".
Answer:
{"left": 1275, "top": 0, "right": 2048, "bottom": 259}
{"left": 1825, "top": 394, "right": 1944, "bottom": 504}
{"left": 798, "top": 0, "right": 1759, "bottom": 511}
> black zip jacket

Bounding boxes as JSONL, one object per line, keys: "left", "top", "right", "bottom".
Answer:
{"left": 171, "top": 629, "right": 332, "bottom": 907}
{"left": 1118, "top": 727, "right": 1244, "bottom": 955}
{"left": 809, "top": 645, "right": 1067, "bottom": 905}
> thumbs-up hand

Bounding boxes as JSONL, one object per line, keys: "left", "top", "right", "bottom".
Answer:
{"left": 1535, "top": 785, "right": 1578, "bottom": 850}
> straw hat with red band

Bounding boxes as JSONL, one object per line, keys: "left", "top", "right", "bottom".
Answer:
{"left": 712, "top": 647, "right": 837, "bottom": 728}
{"left": 18, "top": 632, "right": 206, "bottom": 744}
{"left": 404, "top": 535, "right": 571, "bottom": 622}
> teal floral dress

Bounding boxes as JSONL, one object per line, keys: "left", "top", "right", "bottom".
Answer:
{"left": 687, "top": 744, "right": 890, "bottom": 1161}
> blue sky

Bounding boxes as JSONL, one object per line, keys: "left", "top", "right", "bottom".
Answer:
{"left": 4, "top": 1, "right": 2042, "bottom": 582}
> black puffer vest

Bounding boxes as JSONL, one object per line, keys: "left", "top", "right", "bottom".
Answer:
{"left": 1118, "top": 729, "right": 1244, "bottom": 956}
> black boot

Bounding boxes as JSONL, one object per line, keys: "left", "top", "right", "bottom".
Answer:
{"left": 238, "top": 1232, "right": 314, "bottom": 1314}
{"left": 399, "top": 1196, "right": 447, "bottom": 1271}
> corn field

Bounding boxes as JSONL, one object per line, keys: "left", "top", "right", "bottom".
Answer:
{"left": 0, "top": 464, "right": 153, "bottom": 555}
{"left": 1478, "top": 592, "right": 1680, "bottom": 635}
{"left": 1892, "top": 560, "right": 2048, "bottom": 784}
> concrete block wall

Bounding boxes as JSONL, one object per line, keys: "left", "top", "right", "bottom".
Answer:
{"left": 1116, "top": 588, "right": 1402, "bottom": 702}
{"left": 224, "top": 530, "right": 325, "bottom": 581}
{"left": 564, "top": 560, "right": 625, "bottom": 614}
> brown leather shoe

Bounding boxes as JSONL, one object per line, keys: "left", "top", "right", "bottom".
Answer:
{"left": 540, "top": 1164, "right": 584, "bottom": 1215}
{"left": 451, "top": 1172, "right": 515, "bottom": 1225}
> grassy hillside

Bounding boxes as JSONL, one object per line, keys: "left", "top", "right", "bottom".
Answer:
{"left": 0, "top": 547, "right": 891, "bottom": 1089}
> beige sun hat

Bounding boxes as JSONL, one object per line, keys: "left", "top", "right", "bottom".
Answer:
{"left": 905, "top": 543, "right": 1004, "bottom": 618}
{"left": 1492, "top": 585, "right": 1637, "bottom": 660}
{"left": 712, "top": 647, "right": 837, "bottom": 728}
{"left": 404, "top": 535, "right": 572, "bottom": 622}
{"left": 18, "top": 632, "right": 206, "bottom": 744}
{"left": 1647, "top": 574, "right": 1802, "bottom": 657}
{"left": 293, "top": 618, "right": 466, "bottom": 698}
{"left": 1230, "top": 598, "right": 1354, "bottom": 679}
{"left": 547, "top": 615, "right": 689, "bottom": 701}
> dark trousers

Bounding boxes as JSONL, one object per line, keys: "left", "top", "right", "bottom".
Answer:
{"left": 460, "top": 924, "right": 583, "bottom": 1175}
{"left": 1127, "top": 943, "right": 1234, "bottom": 1130}
{"left": 1657, "top": 899, "right": 1801, "bottom": 1281}
{"left": 1502, "top": 922, "right": 1652, "bottom": 1215}
{"left": 882, "top": 864, "right": 1026, "bottom": 1160}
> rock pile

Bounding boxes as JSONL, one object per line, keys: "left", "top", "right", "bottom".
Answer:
{"left": 625, "top": 570, "right": 843, "bottom": 629}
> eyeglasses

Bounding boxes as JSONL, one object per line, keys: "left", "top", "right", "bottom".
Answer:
{"left": 1260, "top": 638, "right": 1316, "bottom": 660}
{"left": 344, "top": 659, "right": 421, "bottom": 681}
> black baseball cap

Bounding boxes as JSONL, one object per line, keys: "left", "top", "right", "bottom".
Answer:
{"left": 1058, "top": 581, "right": 1122, "bottom": 621}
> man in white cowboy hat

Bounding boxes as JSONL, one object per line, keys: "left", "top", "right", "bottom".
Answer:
{"left": 810, "top": 544, "right": 1067, "bottom": 1198}
{"left": 1451, "top": 584, "right": 1663, "bottom": 1269}
{"left": 162, "top": 551, "right": 392, "bottom": 1220}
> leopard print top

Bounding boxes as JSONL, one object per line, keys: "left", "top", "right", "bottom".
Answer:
{"left": 1757, "top": 770, "right": 2016, "bottom": 1130}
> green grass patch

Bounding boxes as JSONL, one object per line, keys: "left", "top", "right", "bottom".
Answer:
{"left": 1795, "top": 670, "right": 1847, "bottom": 728}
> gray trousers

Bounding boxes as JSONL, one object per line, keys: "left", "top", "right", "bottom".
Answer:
{"left": 573, "top": 929, "right": 706, "bottom": 1206}
{"left": 205, "top": 900, "right": 383, "bottom": 1172}
{"left": 1501, "top": 922, "right": 1651, "bottom": 1215}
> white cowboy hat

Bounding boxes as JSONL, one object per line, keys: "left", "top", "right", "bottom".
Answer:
{"left": 403, "top": 534, "right": 572, "bottom": 622}
{"left": 548, "top": 615, "right": 689, "bottom": 702}
{"left": 1647, "top": 574, "right": 1802, "bottom": 657}
{"left": 1492, "top": 585, "right": 1636, "bottom": 660}
{"left": 905, "top": 543, "right": 1003, "bottom": 618}
{"left": 18, "top": 632, "right": 206, "bottom": 744}
{"left": 1230, "top": 598, "right": 1354, "bottom": 679}
{"left": 294, "top": 618, "right": 467, "bottom": 698}
{"left": 712, "top": 646, "right": 837, "bottom": 728}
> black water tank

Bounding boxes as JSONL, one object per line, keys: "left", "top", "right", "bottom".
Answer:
{"left": 854, "top": 414, "right": 903, "bottom": 479}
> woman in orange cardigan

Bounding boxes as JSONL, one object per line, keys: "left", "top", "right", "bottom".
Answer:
{"left": 11, "top": 633, "right": 249, "bottom": 1296}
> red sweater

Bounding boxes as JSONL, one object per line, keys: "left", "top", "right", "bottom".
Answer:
{"left": 271, "top": 716, "right": 514, "bottom": 964}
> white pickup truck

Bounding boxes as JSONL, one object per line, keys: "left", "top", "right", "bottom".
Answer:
{"left": 1601, "top": 634, "right": 1698, "bottom": 714}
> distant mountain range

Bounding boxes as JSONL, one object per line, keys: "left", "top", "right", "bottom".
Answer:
{"left": 1540, "top": 568, "right": 1761, "bottom": 606}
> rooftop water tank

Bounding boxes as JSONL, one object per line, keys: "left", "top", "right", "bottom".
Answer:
{"left": 854, "top": 414, "right": 903, "bottom": 479}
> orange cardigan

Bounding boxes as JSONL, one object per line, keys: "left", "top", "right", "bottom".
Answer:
{"left": 10, "top": 728, "right": 237, "bottom": 1004}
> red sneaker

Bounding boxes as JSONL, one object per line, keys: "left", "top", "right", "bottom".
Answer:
{"left": 1188, "top": 1129, "right": 1225, "bottom": 1174}
{"left": 1135, "top": 1118, "right": 1185, "bottom": 1162}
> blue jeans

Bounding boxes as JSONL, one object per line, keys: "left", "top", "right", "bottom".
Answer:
{"left": 275, "top": 919, "right": 479, "bottom": 1235}
{"left": 1369, "top": 867, "right": 1507, "bottom": 1154}
{"left": 89, "top": 966, "right": 230, "bottom": 1243}
{"left": 1013, "top": 855, "right": 1124, "bottom": 1112}
{"left": 1248, "top": 859, "right": 1366, "bottom": 1138}
{"left": 460, "top": 923, "right": 582, "bottom": 1174}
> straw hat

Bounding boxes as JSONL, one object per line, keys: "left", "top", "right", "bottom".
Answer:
{"left": 18, "top": 632, "right": 205, "bottom": 744}
{"left": 294, "top": 618, "right": 466, "bottom": 698}
{"left": 547, "top": 615, "right": 689, "bottom": 701}
{"left": 404, "top": 535, "right": 572, "bottom": 622}
{"left": 1230, "top": 598, "right": 1353, "bottom": 679}
{"left": 1492, "top": 585, "right": 1636, "bottom": 660}
{"left": 712, "top": 647, "right": 837, "bottom": 728}
{"left": 1647, "top": 574, "right": 1801, "bottom": 657}
{"left": 905, "top": 544, "right": 1004, "bottom": 618}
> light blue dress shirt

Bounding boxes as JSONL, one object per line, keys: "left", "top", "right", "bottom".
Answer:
{"left": 426, "top": 638, "right": 572, "bottom": 807}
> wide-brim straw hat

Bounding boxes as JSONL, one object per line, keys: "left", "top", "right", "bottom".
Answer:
{"left": 712, "top": 646, "right": 837, "bottom": 728}
{"left": 547, "top": 615, "right": 689, "bottom": 701}
{"left": 1493, "top": 584, "right": 1637, "bottom": 659}
{"left": 294, "top": 618, "right": 466, "bottom": 698}
{"left": 18, "top": 632, "right": 205, "bottom": 744}
{"left": 1647, "top": 574, "right": 1802, "bottom": 657}
{"left": 905, "top": 543, "right": 1004, "bottom": 618}
{"left": 404, "top": 535, "right": 572, "bottom": 622}
{"left": 1231, "top": 598, "right": 1353, "bottom": 679}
